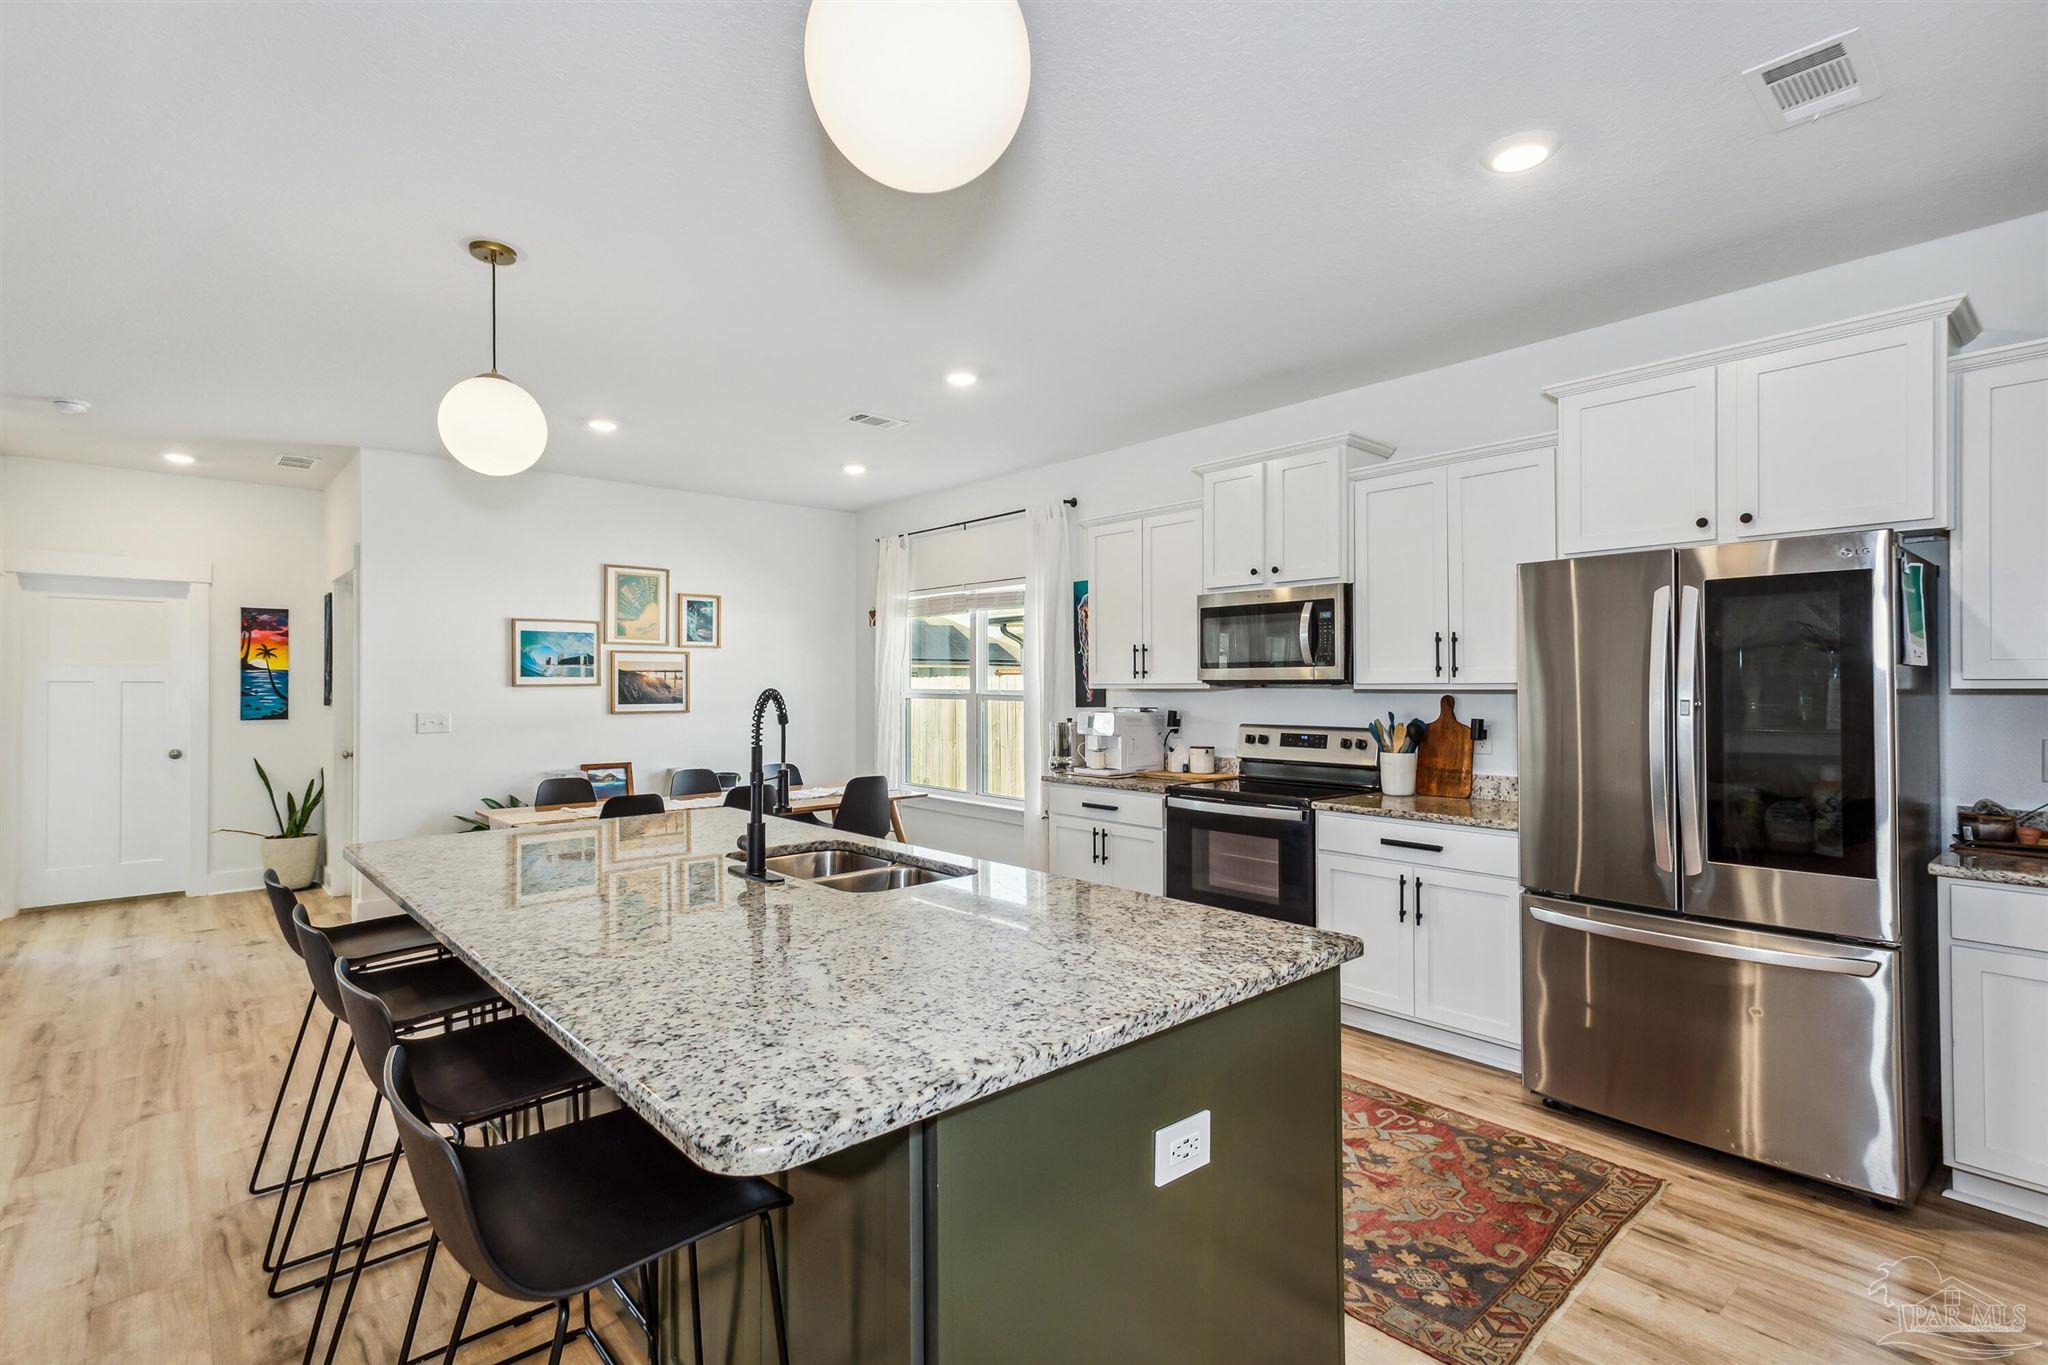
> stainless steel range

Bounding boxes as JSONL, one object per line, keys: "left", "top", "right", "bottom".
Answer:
{"left": 1165, "top": 724, "right": 1380, "bottom": 925}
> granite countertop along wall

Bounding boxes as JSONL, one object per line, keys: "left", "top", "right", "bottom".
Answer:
{"left": 1047, "top": 770, "right": 1519, "bottom": 830}
{"left": 346, "top": 807, "right": 1360, "bottom": 1178}
{"left": 1930, "top": 849, "right": 2048, "bottom": 890}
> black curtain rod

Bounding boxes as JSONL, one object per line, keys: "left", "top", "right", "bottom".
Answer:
{"left": 879, "top": 497, "right": 1077, "bottom": 543}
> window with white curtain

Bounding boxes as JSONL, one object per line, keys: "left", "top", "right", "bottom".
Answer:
{"left": 905, "top": 582, "right": 1026, "bottom": 801}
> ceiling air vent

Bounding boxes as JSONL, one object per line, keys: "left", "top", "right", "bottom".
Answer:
{"left": 847, "top": 411, "right": 910, "bottom": 431}
{"left": 1743, "top": 29, "right": 1882, "bottom": 131}
{"left": 275, "top": 453, "right": 320, "bottom": 470}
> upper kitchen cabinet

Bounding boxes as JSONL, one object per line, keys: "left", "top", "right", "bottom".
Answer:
{"left": 1951, "top": 338, "right": 2048, "bottom": 688}
{"left": 1084, "top": 503, "right": 1205, "bottom": 689}
{"left": 1352, "top": 437, "right": 1556, "bottom": 690}
{"left": 1548, "top": 296, "right": 1980, "bottom": 557}
{"left": 1199, "top": 434, "right": 1393, "bottom": 588}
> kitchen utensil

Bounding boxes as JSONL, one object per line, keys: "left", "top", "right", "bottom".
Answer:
{"left": 1416, "top": 694, "right": 1473, "bottom": 799}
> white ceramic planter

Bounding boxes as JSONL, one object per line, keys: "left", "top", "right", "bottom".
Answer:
{"left": 263, "top": 834, "right": 323, "bottom": 891}
{"left": 1379, "top": 752, "right": 1419, "bottom": 798}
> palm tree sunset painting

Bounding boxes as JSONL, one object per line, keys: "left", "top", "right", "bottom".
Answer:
{"left": 240, "top": 607, "right": 289, "bottom": 720}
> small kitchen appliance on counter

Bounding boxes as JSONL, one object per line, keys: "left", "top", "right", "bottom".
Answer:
{"left": 1165, "top": 723, "right": 1379, "bottom": 925}
{"left": 1077, "top": 708, "right": 1168, "bottom": 774}
{"left": 1049, "top": 718, "right": 1079, "bottom": 772}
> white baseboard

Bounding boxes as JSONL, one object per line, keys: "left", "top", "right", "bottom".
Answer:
{"left": 1341, "top": 1003, "right": 1522, "bottom": 1074}
{"left": 203, "top": 867, "right": 266, "bottom": 896}
{"left": 1944, "top": 1168, "right": 2048, "bottom": 1228}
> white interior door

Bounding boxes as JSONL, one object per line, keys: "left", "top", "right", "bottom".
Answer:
{"left": 327, "top": 570, "right": 357, "bottom": 896}
{"left": 19, "top": 586, "right": 193, "bottom": 907}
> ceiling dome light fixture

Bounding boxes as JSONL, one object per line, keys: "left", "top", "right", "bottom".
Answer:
{"left": 804, "top": 0, "right": 1031, "bottom": 194}
{"left": 842, "top": 463, "right": 868, "bottom": 476}
{"left": 437, "top": 240, "right": 548, "bottom": 477}
{"left": 162, "top": 451, "right": 195, "bottom": 465}
{"left": 1485, "top": 131, "right": 1558, "bottom": 174}
{"left": 586, "top": 417, "right": 619, "bottom": 434}
{"left": 945, "top": 369, "right": 978, "bottom": 388}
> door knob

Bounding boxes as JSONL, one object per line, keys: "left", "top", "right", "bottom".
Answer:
{"left": 341, "top": 750, "right": 354, "bottom": 760}
{"left": 167, "top": 748, "right": 184, "bottom": 759}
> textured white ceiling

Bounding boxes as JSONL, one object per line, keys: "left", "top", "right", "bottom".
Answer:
{"left": 3, "top": 1, "right": 2045, "bottom": 508}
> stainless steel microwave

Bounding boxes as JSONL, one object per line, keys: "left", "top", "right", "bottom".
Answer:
{"left": 1196, "top": 582, "right": 1349, "bottom": 684}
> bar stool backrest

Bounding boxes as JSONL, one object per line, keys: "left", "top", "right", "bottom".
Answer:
{"left": 668, "top": 767, "right": 721, "bottom": 798}
{"left": 332, "top": 957, "right": 401, "bottom": 1090}
{"left": 535, "top": 776, "right": 597, "bottom": 807}
{"left": 833, "top": 776, "right": 892, "bottom": 839}
{"left": 379, "top": 1047, "right": 536, "bottom": 1302}
{"left": 263, "top": 870, "right": 306, "bottom": 959}
{"left": 599, "top": 793, "right": 665, "bottom": 819}
{"left": 291, "top": 903, "right": 349, "bottom": 1020}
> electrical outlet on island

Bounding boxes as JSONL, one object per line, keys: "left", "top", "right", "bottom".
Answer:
{"left": 1153, "top": 1110, "right": 1211, "bottom": 1187}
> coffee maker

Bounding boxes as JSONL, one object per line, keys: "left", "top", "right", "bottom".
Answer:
{"left": 1076, "top": 709, "right": 1168, "bottom": 774}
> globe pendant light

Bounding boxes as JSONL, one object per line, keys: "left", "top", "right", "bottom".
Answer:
{"left": 804, "top": 0, "right": 1030, "bottom": 194}
{"left": 437, "top": 240, "right": 547, "bottom": 476}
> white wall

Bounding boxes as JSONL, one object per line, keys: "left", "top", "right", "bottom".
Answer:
{"left": 851, "top": 212, "right": 2048, "bottom": 862}
{"left": 351, "top": 449, "right": 859, "bottom": 844}
{"left": 0, "top": 455, "right": 335, "bottom": 894}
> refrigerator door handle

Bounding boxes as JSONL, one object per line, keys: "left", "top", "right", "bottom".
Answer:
{"left": 1674, "top": 583, "right": 1704, "bottom": 876}
{"left": 1527, "top": 906, "right": 1880, "bottom": 976}
{"left": 1647, "top": 585, "right": 1673, "bottom": 873}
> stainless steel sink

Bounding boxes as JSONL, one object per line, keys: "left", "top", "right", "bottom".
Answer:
{"left": 732, "top": 844, "right": 972, "bottom": 893}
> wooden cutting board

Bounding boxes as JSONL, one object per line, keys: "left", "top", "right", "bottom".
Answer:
{"left": 1135, "top": 769, "right": 1235, "bottom": 783}
{"left": 1416, "top": 694, "right": 1473, "bottom": 799}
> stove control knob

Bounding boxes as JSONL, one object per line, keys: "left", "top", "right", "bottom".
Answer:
{"left": 1340, "top": 737, "right": 1353, "bottom": 750}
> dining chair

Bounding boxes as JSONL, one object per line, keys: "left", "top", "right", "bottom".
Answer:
{"left": 600, "top": 793, "right": 665, "bottom": 819}
{"left": 831, "top": 776, "right": 893, "bottom": 840}
{"left": 668, "top": 768, "right": 722, "bottom": 798}
{"left": 535, "top": 776, "right": 597, "bottom": 808}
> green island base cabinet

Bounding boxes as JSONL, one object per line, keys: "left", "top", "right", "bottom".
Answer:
{"left": 652, "top": 972, "right": 1345, "bottom": 1363}
{"left": 1937, "top": 873, "right": 2048, "bottom": 1229}
{"left": 1047, "top": 784, "right": 1165, "bottom": 895}
{"left": 1315, "top": 812, "right": 1523, "bottom": 1072}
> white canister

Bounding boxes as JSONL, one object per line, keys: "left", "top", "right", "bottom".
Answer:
{"left": 1188, "top": 745, "right": 1217, "bottom": 775}
{"left": 1379, "top": 751, "right": 1418, "bottom": 798}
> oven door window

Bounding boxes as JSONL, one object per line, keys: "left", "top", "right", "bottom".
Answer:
{"left": 1168, "top": 806, "right": 1314, "bottom": 924}
{"left": 1202, "top": 600, "right": 1329, "bottom": 674}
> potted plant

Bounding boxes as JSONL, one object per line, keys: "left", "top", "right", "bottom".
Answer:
{"left": 224, "top": 759, "right": 325, "bottom": 889}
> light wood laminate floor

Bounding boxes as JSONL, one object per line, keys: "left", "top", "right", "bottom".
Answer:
{"left": 2, "top": 888, "right": 2043, "bottom": 1362}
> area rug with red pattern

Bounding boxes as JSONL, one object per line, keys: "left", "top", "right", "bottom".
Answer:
{"left": 1341, "top": 1077, "right": 1664, "bottom": 1365}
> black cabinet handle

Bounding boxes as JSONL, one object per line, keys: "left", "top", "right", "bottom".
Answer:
{"left": 1380, "top": 836, "right": 1444, "bottom": 853}
{"left": 1081, "top": 801, "right": 1118, "bottom": 812}
{"left": 1450, "top": 631, "right": 1460, "bottom": 677}
{"left": 1433, "top": 632, "right": 1443, "bottom": 677}
{"left": 1091, "top": 828, "right": 1103, "bottom": 864}
{"left": 1140, "top": 643, "right": 1149, "bottom": 677}
{"left": 1099, "top": 829, "right": 1110, "bottom": 865}
{"left": 1414, "top": 876, "right": 1424, "bottom": 925}
{"left": 1695, "top": 516, "right": 1709, "bottom": 529}
{"left": 1739, "top": 512, "right": 1754, "bottom": 525}
{"left": 1132, "top": 643, "right": 1139, "bottom": 676}
{"left": 1398, "top": 873, "right": 1407, "bottom": 923}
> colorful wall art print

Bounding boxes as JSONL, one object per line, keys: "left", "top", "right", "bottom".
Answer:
{"left": 677, "top": 592, "right": 722, "bottom": 648}
{"left": 604, "top": 564, "right": 671, "bottom": 646}
{"left": 511, "top": 618, "right": 600, "bottom": 686}
{"left": 610, "top": 651, "right": 690, "bottom": 714}
{"left": 581, "top": 762, "right": 634, "bottom": 800}
{"left": 240, "top": 607, "right": 290, "bottom": 720}
{"left": 1072, "top": 580, "right": 1104, "bottom": 708}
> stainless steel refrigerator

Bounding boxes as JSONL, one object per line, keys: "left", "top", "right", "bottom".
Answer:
{"left": 1517, "top": 529, "right": 1941, "bottom": 1203}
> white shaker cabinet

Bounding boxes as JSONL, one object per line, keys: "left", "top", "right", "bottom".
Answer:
{"left": 1939, "top": 877, "right": 2048, "bottom": 1227}
{"left": 1198, "top": 434, "right": 1392, "bottom": 589}
{"left": 1549, "top": 297, "right": 1980, "bottom": 557}
{"left": 1951, "top": 339, "right": 2048, "bottom": 687}
{"left": 1352, "top": 437, "right": 1555, "bottom": 690}
{"left": 1046, "top": 785, "right": 1166, "bottom": 897}
{"left": 1409, "top": 866, "right": 1522, "bottom": 1046}
{"left": 1084, "top": 503, "right": 1205, "bottom": 689}
{"left": 1316, "top": 853, "right": 1415, "bottom": 1018}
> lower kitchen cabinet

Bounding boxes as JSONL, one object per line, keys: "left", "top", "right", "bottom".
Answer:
{"left": 1939, "top": 876, "right": 2048, "bottom": 1227}
{"left": 1046, "top": 784, "right": 1165, "bottom": 896}
{"left": 1315, "top": 814, "right": 1521, "bottom": 1068}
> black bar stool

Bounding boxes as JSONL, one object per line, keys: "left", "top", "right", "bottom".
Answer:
{"left": 535, "top": 776, "right": 596, "bottom": 807}
{"left": 667, "top": 767, "right": 721, "bottom": 798}
{"left": 379, "top": 1046, "right": 793, "bottom": 1365}
{"left": 299, "top": 958, "right": 600, "bottom": 1365}
{"left": 830, "top": 776, "right": 893, "bottom": 839}
{"left": 251, "top": 871, "right": 440, "bottom": 1197}
{"left": 599, "top": 793, "right": 665, "bottom": 819}
{"left": 265, "top": 904, "right": 503, "bottom": 1298}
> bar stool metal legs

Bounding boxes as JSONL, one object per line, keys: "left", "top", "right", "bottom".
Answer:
{"left": 248, "top": 989, "right": 318, "bottom": 1196}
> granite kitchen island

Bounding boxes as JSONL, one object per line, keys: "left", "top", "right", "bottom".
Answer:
{"left": 347, "top": 805, "right": 1360, "bottom": 1363}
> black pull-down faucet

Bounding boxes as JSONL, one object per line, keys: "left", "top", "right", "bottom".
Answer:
{"left": 738, "top": 688, "right": 791, "bottom": 882}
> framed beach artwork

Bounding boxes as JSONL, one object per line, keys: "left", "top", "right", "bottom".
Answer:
{"left": 581, "top": 761, "right": 634, "bottom": 800}
{"left": 610, "top": 651, "right": 690, "bottom": 714}
{"left": 240, "top": 607, "right": 290, "bottom": 721}
{"left": 510, "top": 618, "right": 600, "bottom": 686}
{"left": 676, "top": 592, "right": 722, "bottom": 648}
{"left": 603, "top": 564, "right": 670, "bottom": 646}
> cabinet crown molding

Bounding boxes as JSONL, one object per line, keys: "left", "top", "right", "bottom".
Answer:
{"left": 1544, "top": 295, "right": 1981, "bottom": 400}
{"left": 1079, "top": 498, "right": 1199, "bottom": 530}
{"left": 1948, "top": 335, "right": 2048, "bottom": 373}
{"left": 1347, "top": 431, "right": 1556, "bottom": 480}
{"left": 1193, "top": 432, "right": 1395, "bottom": 476}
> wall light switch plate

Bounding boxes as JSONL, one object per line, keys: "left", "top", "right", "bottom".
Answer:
{"left": 1153, "top": 1109, "right": 1211, "bottom": 1187}
{"left": 415, "top": 712, "right": 452, "bottom": 735}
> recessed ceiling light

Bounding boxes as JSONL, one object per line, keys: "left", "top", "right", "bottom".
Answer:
{"left": 945, "top": 370, "right": 978, "bottom": 388}
{"left": 162, "top": 452, "right": 196, "bottom": 465}
{"left": 1484, "top": 132, "right": 1557, "bottom": 174}
{"left": 52, "top": 398, "right": 92, "bottom": 415}
{"left": 585, "top": 418, "right": 618, "bottom": 434}
{"left": 842, "top": 463, "right": 867, "bottom": 476}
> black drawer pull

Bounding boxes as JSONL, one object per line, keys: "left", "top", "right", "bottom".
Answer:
{"left": 1081, "top": 801, "right": 1118, "bottom": 812}
{"left": 1398, "top": 873, "right": 1407, "bottom": 923}
{"left": 1379, "top": 836, "right": 1444, "bottom": 853}
{"left": 1414, "top": 876, "right": 1424, "bottom": 925}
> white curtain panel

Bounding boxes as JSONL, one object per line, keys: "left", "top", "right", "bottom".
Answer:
{"left": 872, "top": 534, "right": 914, "bottom": 788}
{"left": 1021, "top": 501, "right": 1073, "bottom": 866}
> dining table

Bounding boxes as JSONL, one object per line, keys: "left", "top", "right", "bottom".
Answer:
{"left": 481, "top": 783, "right": 927, "bottom": 840}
